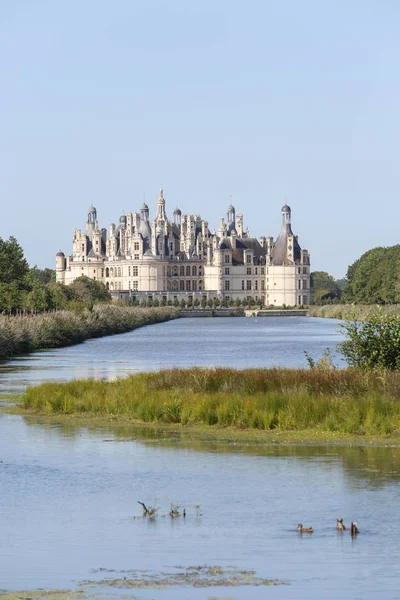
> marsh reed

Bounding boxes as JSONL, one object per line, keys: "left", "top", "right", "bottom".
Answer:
{"left": 308, "top": 304, "right": 400, "bottom": 321}
{"left": 0, "top": 305, "right": 179, "bottom": 359}
{"left": 23, "top": 367, "right": 400, "bottom": 436}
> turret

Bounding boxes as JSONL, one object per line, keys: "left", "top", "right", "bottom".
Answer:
{"left": 235, "top": 213, "right": 243, "bottom": 237}
{"left": 173, "top": 207, "right": 182, "bottom": 226}
{"left": 86, "top": 205, "right": 97, "bottom": 238}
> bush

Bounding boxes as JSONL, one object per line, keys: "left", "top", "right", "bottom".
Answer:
{"left": 339, "top": 310, "right": 400, "bottom": 370}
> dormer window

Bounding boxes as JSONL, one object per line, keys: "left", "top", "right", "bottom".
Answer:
{"left": 224, "top": 254, "right": 230, "bottom": 264}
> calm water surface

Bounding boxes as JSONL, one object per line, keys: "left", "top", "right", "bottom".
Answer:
{"left": 1, "top": 317, "right": 399, "bottom": 599}
{"left": 0, "top": 317, "right": 344, "bottom": 394}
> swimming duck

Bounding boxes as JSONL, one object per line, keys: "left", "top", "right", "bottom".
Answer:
{"left": 297, "top": 523, "right": 313, "bottom": 533}
{"left": 336, "top": 518, "right": 346, "bottom": 531}
{"left": 350, "top": 522, "right": 359, "bottom": 535}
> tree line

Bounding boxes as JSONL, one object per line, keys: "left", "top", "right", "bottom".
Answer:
{"left": 311, "top": 245, "right": 400, "bottom": 305}
{"left": 0, "top": 236, "right": 110, "bottom": 312}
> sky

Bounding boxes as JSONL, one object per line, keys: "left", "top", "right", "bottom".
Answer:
{"left": 0, "top": 0, "right": 399, "bottom": 279}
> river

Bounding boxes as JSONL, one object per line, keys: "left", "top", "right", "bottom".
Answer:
{"left": 1, "top": 317, "right": 399, "bottom": 600}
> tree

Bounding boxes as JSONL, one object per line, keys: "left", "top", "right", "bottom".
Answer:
{"left": 30, "top": 267, "right": 56, "bottom": 284}
{"left": 310, "top": 271, "right": 342, "bottom": 304}
{"left": 343, "top": 245, "right": 400, "bottom": 304}
{"left": 339, "top": 310, "right": 400, "bottom": 370}
{"left": 0, "top": 236, "right": 29, "bottom": 285}
{"left": 69, "top": 276, "right": 110, "bottom": 307}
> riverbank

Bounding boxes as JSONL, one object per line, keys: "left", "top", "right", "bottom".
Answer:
{"left": 0, "top": 305, "right": 179, "bottom": 359}
{"left": 308, "top": 304, "right": 400, "bottom": 320}
{"left": 20, "top": 367, "right": 400, "bottom": 441}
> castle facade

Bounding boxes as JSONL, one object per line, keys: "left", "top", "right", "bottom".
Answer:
{"left": 56, "top": 189, "right": 310, "bottom": 306}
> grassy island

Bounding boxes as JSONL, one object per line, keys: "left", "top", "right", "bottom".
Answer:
{"left": 21, "top": 367, "right": 400, "bottom": 440}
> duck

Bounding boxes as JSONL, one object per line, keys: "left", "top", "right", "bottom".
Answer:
{"left": 297, "top": 523, "right": 313, "bottom": 533}
{"left": 336, "top": 518, "right": 346, "bottom": 531}
{"left": 350, "top": 522, "right": 359, "bottom": 535}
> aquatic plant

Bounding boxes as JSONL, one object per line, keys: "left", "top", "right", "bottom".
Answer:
{"left": 22, "top": 367, "right": 400, "bottom": 436}
{"left": 0, "top": 305, "right": 179, "bottom": 359}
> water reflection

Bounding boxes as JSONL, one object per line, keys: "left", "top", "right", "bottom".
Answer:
{"left": 20, "top": 415, "right": 400, "bottom": 489}
{"left": 1, "top": 413, "right": 400, "bottom": 599}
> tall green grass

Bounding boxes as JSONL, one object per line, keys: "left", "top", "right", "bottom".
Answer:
{"left": 0, "top": 305, "right": 179, "bottom": 359}
{"left": 308, "top": 304, "right": 400, "bottom": 321}
{"left": 22, "top": 367, "right": 400, "bottom": 436}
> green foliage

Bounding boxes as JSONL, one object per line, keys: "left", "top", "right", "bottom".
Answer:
{"left": 30, "top": 267, "right": 56, "bottom": 284}
{"left": 339, "top": 310, "right": 400, "bottom": 370}
{"left": 343, "top": 245, "right": 400, "bottom": 304}
{"left": 69, "top": 276, "right": 110, "bottom": 307}
{"left": 304, "top": 348, "right": 337, "bottom": 370}
{"left": 23, "top": 366, "right": 400, "bottom": 436}
{"left": 310, "top": 271, "right": 342, "bottom": 304}
{"left": 0, "top": 236, "right": 29, "bottom": 285}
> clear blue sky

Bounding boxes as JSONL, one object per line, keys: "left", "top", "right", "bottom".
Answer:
{"left": 1, "top": 0, "right": 399, "bottom": 278}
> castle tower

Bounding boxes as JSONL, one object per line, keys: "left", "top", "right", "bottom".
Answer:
{"left": 156, "top": 187, "right": 166, "bottom": 221}
{"left": 86, "top": 205, "right": 97, "bottom": 238}
{"left": 173, "top": 207, "right": 182, "bottom": 226}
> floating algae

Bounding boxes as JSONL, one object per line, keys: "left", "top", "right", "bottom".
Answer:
{"left": 81, "top": 565, "right": 289, "bottom": 589}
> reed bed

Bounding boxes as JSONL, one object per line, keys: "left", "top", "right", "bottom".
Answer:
{"left": 22, "top": 367, "right": 400, "bottom": 436}
{"left": 0, "top": 305, "right": 179, "bottom": 359}
{"left": 308, "top": 304, "right": 400, "bottom": 321}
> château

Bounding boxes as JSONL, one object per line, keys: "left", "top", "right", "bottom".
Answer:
{"left": 56, "top": 188, "right": 310, "bottom": 306}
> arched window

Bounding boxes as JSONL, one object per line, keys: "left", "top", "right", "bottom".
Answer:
{"left": 199, "top": 280, "right": 203, "bottom": 290}
{"left": 110, "top": 267, "right": 114, "bottom": 276}
{"left": 106, "top": 282, "right": 110, "bottom": 290}
{"left": 186, "top": 265, "right": 191, "bottom": 276}
{"left": 110, "top": 282, "right": 114, "bottom": 290}
{"left": 180, "top": 266, "right": 184, "bottom": 276}
{"left": 118, "top": 267, "right": 121, "bottom": 277}
{"left": 198, "top": 266, "right": 202, "bottom": 275}
{"left": 106, "top": 267, "right": 109, "bottom": 277}
{"left": 172, "top": 280, "right": 179, "bottom": 291}
{"left": 192, "top": 266, "right": 197, "bottom": 276}
{"left": 172, "top": 266, "right": 178, "bottom": 277}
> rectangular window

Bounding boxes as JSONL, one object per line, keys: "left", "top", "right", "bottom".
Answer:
{"left": 261, "top": 267, "right": 265, "bottom": 275}
{"left": 186, "top": 280, "right": 191, "bottom": 291}
{"left": 134, "top": 254, "right": 139, "bottom": 260}
{"left": 246, "top": 254, "right": 252, "bottom": 264}
{"left": 246, "top": 280, "right": 251, "bottom": 290}
{"left": 247, "top": 267, "right": 252, "bottom": 275}
{"left": 134, "top": 242, "right": 140, "bottom": 251}
{"left": 225, "top": 280, "right": 230, "bottom": 291}
{"left": 180, "top": 280, "right": 184, "bottom": 291}
{"left": 255, "top": 267, "right": 258, "bottom": 275}
{"left": 298, "top": 295, "right": 302, "bottom": 305}
{"left": 128, "top": 266, "right": 131, "bottom": 276}
{"left": 225, "top": 254, "right": 230, "bottom": 264}
{"left": 241, "top": 280, "right": 245, "bottom": 290}
{"left": 132, "top": 266, "right": 138, "bottom": 276}
{"left": 255, "top": 280, "right": 258, "bottom": 291}
{"left": 82, "top": 244, "right": 85, "bottom": 252}
{"left": 298, "top": 267, "right": 301, "bottom": 274}
{"left": 303, "top": 267, "right": 307, "bottom": 274}
{"left": 192, "top": 280, "right": 197, "bottom": 291}
{"left": 225, "top": 267, "right": 230, "bottom": 275}
{"left": 298, "top": 280, "right": 301, "bottom": 289}
{"left": 303, "top": 280, "right": 307, "bottom": 289}
{"left": 133, "top": 281, "right": 138, "bottom": 291}
{"left": 303, "top": 295, "right": 308, "bottom": 304}
{"left": 261, "top": 280, "right": 265, "bottom": 291}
